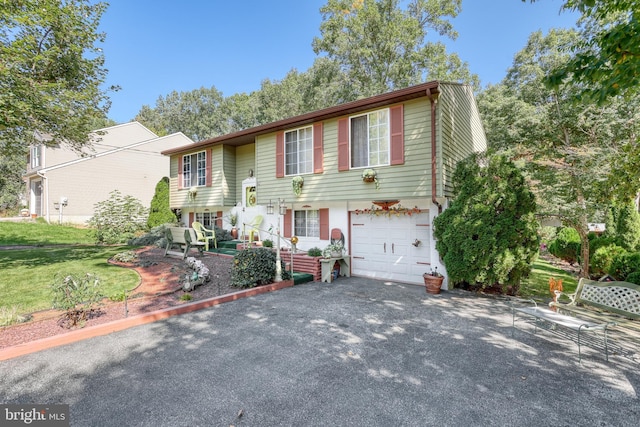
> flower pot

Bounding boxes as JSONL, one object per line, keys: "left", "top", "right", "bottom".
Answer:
{"left": 363, "top": 176, "right": 376, "bottom": 183}
{"left": 231, "top": 227, "right": 238, "bottom": 239}
{"left": 423, "top": 274, "right": 444, "bottom": 294}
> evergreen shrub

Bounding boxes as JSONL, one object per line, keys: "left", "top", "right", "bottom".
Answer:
{"left": 231, "top": 248, "right": 291, "bottom": 288}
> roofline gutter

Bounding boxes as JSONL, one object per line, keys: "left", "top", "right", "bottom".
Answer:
{"left": 427, "top": 88, "right": 442, "bottom": 214}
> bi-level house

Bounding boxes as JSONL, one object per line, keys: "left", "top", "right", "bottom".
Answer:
{"left": 161, "top": 82, "right": 486, "bottom": 288}
{"left": 24, "top": 122, "right": 194, "bottom": 224}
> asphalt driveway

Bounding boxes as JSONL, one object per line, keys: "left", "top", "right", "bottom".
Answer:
{"left": 1, "top": 277, "right": 638, "bottom": 426}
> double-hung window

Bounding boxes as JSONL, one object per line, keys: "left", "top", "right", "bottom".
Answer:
{"left": 351, "top": 109, "right": 389, "bottom": 168}
{"left": 30, "top": 145, "right": 42, "bottom": 168}
{"left": 285, "top": 126, "right": 313, "bottom": 175}
{"left": 294, "top": 210, "right": 319, "bottom": 237}
{"left": 182, "top": 151, "right": 207, "bottom": 187}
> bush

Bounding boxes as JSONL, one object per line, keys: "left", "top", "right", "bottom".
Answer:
{"left": 624, "top": 271, "right": 640, "bottom": 285}
{"left": 433, "top": 154, "right": 539, "bottom": 294}
{"left": 307, "top": 247, "right": 322, "bottom": 257}
{"left": 548, "top": 227, "right": 581, "bottom": 265}
{"left": 128, "top": 224, "right": 170, "bottom": 247}
{"left": 589, "top": 236, "right": 616, "bottom": 257}
{"left": 262, "top": 239, "right": 273, "bottom": 248}
{"left": 590, "top": 244, "right": 626, "bottom": 278}
{"left": 50, "top": 273, "right": 104, "bottom": 328}
{"left": 88, "top": 190, "right": 149, "bottom": 244}
{"left": 231, "top": 248, "right": 291, "bottom": 288}
{"left": 608, "top": 251, "right": 640, "bottom": 281}
{"left": 148, "top": 177, "right": 177, "bottom": 228}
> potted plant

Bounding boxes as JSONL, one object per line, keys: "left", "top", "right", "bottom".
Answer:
{"left": 292, "top": 176, "right": 304, "bottom": 196}
{"left": 362, "top": 168, "right": 379, "bottom": 190}
{"left": 322, "top": 241, "right": 345, "bottom": 258}
{"left": 226, "top": 212, "right": 239, "bottom": 239}
{"left": 423, "top": 267, "right": 444, "bottom": 294}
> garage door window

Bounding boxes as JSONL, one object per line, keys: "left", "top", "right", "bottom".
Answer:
{"left": 294, "top": 210, "right": 319, "bottom": 237}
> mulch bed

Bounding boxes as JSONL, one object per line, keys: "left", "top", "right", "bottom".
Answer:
{"left": 0, "top": 247, "right": 236, "bottom": 349}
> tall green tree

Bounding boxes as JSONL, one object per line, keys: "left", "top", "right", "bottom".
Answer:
{"left": 0, "top": 0, "right": 112, "bottom": 156}
{"left": 312, "top": 0, "right": 479, "bottom": 98}
{"left": 433, "top": 154, "right": 540, "bottom": 294}
{"left": 526, "top": 0, "right": 640, "bottom": 103}
{"left": 477, "top": 29, "right": 640, "bottom": 277}
{"left": 147, "top": 177, "right": 177, "bottom": 228}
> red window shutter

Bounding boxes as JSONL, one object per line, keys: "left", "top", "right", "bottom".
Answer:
{"left": 319, "top": 208, "right": 329, "bottom": 240}
{"left": 216, "top": 210, "right": 223, "bottom": 228}
{"left": 178, "top": 156, "right": 183, "bottom": 189}
{"left": 337, "top": 118, "right": 349, "bottom": 171}
{"left": 276, "top": 131, "right": 285, "bottom": 178}
{"left": 283, "top": 209, "right": 292, "bottom": 238}
{"left": 390, "top": 104, "right": 404, "bottom": 165}
{"left": 206, "top": 149, "right": 212, "bottom": 187}
{"left": 188, "top": 212, "right": 194, "bottom": 227}
{"left": 313, "top": 122, "right": 323, "bottom": 174}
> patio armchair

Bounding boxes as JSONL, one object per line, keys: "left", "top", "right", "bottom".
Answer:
{"left": 191, "top": 221, "right": 217, "bottom": 251}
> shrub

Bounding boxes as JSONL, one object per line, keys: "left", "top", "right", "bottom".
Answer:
{"left": 624, "top": 271, "right": 640, "bottom": 285}
{"left": 50, "top": 273, "right": 104, "bottom": 328}
{"left": 148, "top": 177, "right": 177, "bottom": 228}
{"left": 590, "top": 244, "right": 626, "bottom": 279}
{"left": 608, "top": 251, "right": 640, "bottom": 281}
{"left": 231, "top": 248, "right": 291, "bottom": 288}
{"left": 111, "top": 250, "right": 138, "bottom": 263}
{"left": 307, "top": 247, "right": 322, "bottom": 257}
{"left": 433, "top": 154, "right": 539, "bottom": 294}
{"left": 262, "top": 239, "right": 273, "bottom": 248}
{"left": 88, "top": 190, "right": 149, "bottom": 244}
{"left": 589, "top": 236, "right": 616, "bottom": 257}
{"left": 0, "top": 305, "right": 29, "bottom": 326}
{"left": 128, "top": 224, "right": 170, "bottom": 247}
{"left": 548, "top": 227, "right": 581, "bottom": 265}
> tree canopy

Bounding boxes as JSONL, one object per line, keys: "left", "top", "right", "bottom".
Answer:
{"left": 312, "top": 0, "right": 478, "bottom": 97}
{"left": 526, "top": 0, "right": 640, "bottom": 103}
{"left": 0, "top": 0, "right": 112, "bottom": 157}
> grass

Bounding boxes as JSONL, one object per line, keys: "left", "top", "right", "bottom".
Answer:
{"left": 0, "top": 222, "right": 140, "bottom": 320}
{"left": 0, "top": 221, "right": 94, "bottom": 246}
{"left": 519, "top": 254, "right": 578, "bottom": 300}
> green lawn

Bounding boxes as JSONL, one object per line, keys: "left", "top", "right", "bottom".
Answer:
{"left": 0, "top": 221, "right": 94, "bottom": 246}
{"left": 0, "top": 246, "right": 140, "bottom": 316}
{"left": 519, "top": 255, "right": 578, "bottom": 300}
{"left": 0, "top": 222, "right": 139, "bottom": 321}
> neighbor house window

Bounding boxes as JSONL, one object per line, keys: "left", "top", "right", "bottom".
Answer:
{"left": 183, "top": 151, "right": 207, "bottom": 187}
{"left": 294, "top": 210, "right": 319, "bottom": 237}
{"left": 285, "top": 126, "right": 313, "bottom": 175}
{"left": 351, "top": 109, "right": 389, "bottom": 168}
{"left": 30, "top": 145, "right": 42, "bottom": 168}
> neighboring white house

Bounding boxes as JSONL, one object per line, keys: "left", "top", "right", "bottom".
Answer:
{"left": 24, "top": 122, "right": 194, "bottom": 225}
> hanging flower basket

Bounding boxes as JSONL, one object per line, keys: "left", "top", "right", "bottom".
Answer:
{"left": 188, "top": 187, "right": 198, "bottom": 202}
{"left": 292, "top": 176, "right": 304, "bottom": 196}
{"left": 362, "top": 169, "right": 379, "bottom": 189}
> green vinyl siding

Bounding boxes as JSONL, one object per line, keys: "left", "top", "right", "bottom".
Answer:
{"left": 255, "top": 98, "right": 433, "bottom": 204}
{"left": 438, "top": 83, "right": 487, "bottom": 198}
{"left": 235, "top": 144, "right": 255, "bottom": 202}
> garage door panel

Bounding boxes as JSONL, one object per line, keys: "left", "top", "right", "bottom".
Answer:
{"left": 350, "top": 212, "right": 430, "bottom": 285}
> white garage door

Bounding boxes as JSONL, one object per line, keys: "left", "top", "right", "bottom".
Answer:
{"left": 350, "top": 212, "right": 431, "bottom": 285}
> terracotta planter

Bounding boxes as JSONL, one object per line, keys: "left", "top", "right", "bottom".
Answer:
{"left": 230, "top": 227, "right": 238, "bottom": 239}
{"left": 423, "top": 274, "right": 444, "bottom": 294}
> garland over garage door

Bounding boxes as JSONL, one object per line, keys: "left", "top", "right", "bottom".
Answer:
{"left": 350, "top": 212, "right": 431, "bottom": 285}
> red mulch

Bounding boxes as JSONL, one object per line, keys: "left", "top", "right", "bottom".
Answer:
{"left": 0, "top": 247, "right": 235, "bottom": 349}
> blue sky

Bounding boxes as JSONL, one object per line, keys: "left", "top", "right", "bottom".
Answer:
{"left": 99, "top": 0, "right": 579, "bottom": 124}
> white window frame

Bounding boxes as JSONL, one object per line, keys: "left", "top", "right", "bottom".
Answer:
{"left": 195, "top": 212, "right": 216, "bottom": 229}
{"left": 285, "top": 126, "right": 313, "bottom": 176}
{"left": 182, "top": 151, "right": 207, "bottom": 187}
{"left": 350, "top": 108, "right": 390, "bottom": 168}
{"left": 294, "top": 209, "right": 319, "bottom": 238}
{"left": 30, "top": 145, "right": 42, "bottom": 168}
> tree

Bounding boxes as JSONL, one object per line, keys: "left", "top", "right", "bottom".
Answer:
{"left": 0, "top": 150, "right": 27, "bottom": 214}
{"left": 147, "top": 177, "right": 177, "bottom": 228}
{"left": 0, "top": 0, "right": 113, "bottom": 157}
{"left": 477, "top": 29, "right": 640, "bottom": 277}
{"left": 433, "top": 154, "right": 540, "bottom": 294}
{"left": 312, "top": 0, "right": 479, "bottom": 98}
{"left": 603, "top": 199, "right": 640, "bottom": 251}
{"left": 526, "top": 0, "right": 640, "bottom": 103}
